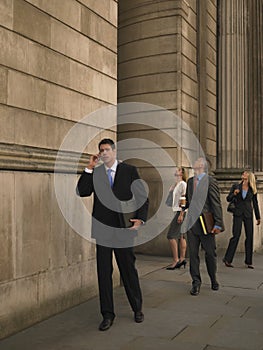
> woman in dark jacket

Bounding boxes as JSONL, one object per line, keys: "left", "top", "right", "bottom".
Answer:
{"left": 223, "top": 171, "right": 261, "bottom": 269}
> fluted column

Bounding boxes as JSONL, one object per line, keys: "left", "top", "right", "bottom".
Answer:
{"left": 217, "top": 0, "right": 263, "bottom": 181}
{"left": 247, "top": 0, "right": 263, "bottom": 179}
{"left": 217, "top": 0, "right": 249, "bottom": 178}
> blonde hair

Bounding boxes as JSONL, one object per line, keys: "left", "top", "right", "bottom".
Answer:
{"left": 246, "top": 171, "right": 257, "bottom": 194}
{"left": 179, "top": 167, "right": 188, "bottom": 182}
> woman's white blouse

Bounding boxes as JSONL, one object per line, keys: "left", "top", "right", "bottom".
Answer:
{"left": 172, "top": 180, "right": 187, "bottom": 212}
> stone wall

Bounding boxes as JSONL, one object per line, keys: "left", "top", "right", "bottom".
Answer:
{"left": 0, "top": 0, "right": 118, "bottom": 339}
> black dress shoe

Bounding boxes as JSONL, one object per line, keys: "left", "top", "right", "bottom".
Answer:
{"left": 211, "top": 282, "right": 219, "bottom": 290}
{"left": 222, "top": 258, "right": 234, "bottom": 268}
{"left": 134, "top": 311, "right": 144, "bottom": 323}
{"left": 190, "top": 285, "right": 200, "bottom": 296}
{"left": 99, "top": 318, "right": 113, "bottom": 331}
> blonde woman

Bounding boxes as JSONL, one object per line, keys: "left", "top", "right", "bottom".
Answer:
{"left": 223, "top": 170, "right": 261, "bottom": 269}
{"left": 166, "top": 167, "right": 188, "bottom": 270}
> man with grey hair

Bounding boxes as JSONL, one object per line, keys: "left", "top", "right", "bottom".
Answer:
{"left": 179, "top": 157, "right": 224, "bottom": 296}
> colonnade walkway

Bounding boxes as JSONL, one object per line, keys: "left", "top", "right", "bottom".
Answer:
{"left": 1, "top": 251, "right": 263, "bottom": 350}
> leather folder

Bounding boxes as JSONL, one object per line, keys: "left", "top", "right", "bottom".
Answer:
{"left": 199, "top": 212, "right": 214, "bottom": 234}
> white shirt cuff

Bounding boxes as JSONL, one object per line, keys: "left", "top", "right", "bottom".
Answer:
{"left": 84, "top": 168, "right": 93, "bottom": 173}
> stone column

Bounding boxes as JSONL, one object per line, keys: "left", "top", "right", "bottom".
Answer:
{"left": 217, "top": 0, "right": 249, "bottom": 179}
{"left": 247, "top": 0, "right": 263, "bottom": 180}
{"left": 217, "top": 0, "right": 263, "bottom": 181}
{"left": 216, "top": 0, "right": 263, "bottom": 254}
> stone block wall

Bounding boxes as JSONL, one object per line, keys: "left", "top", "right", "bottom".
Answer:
{"left": 0, "top": 0, "right": 118, "bottom": 339}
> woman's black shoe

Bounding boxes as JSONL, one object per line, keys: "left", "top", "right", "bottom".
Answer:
{"left": 166, "top": 263, "right": 178, "bottom": 270}
{"left": 175, "top": 260, "right": 187, "bottom": 269}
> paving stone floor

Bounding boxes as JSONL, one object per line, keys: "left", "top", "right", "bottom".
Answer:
{"left": 1, "top": 251, "right": 263, "bottom": 350}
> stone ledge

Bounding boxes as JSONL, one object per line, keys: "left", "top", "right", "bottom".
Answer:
{"left": 0, "top": 143, "right": 89, "bottom": 173}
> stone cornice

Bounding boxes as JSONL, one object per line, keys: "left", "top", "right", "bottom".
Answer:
{"left": 0, "top": 143, "right": 89, "bottom": 173}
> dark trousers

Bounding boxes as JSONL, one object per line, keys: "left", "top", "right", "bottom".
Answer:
{"left": 187, "top": 221, "right": 217, "bottom": 287}
{"left": 96, "top": 244, "right": 142, "bottom": 320}
{"left": 224, "top": 215, "right": 254, "bottom": 265}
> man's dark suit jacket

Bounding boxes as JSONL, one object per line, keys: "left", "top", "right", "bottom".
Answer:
{"left": 186, "top": 174, "right": 225, "bottom": 231}
{"left": 227, "top": 183, "right": 260, "bottom": 220}
{"left": 76, "top": 162, "right": 149, "bottom": 243}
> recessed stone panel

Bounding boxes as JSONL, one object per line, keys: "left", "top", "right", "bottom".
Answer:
{"left": 119, "top": 53, "right": 180, "bottom": 80}
{"left": 15, "top": 172, "right": 51, "bottom": 278}
{"left": 81, "top": 7, "right": 117, "bottom": 51}
{"left": 181, "top": 36, "right": 196, "bottom": 64}
{"left": 69, "top": 61, "right": 116, "bottom": 102}
{"left": 38, "top": 265, "right": 82, "bottom": 306}
{"left": 0, "top": 105, "right": 15, "bottom": 143}
{"left": 50, "top": 20, "right": 117, "bottom": 78}
{"left": 79, "top": 0, "right": 117, "bottom": 27}
{"left": 118, "top": 91, "right": 179, "bottom": 110}
{"left": 119, "top": 16, "right": 181, "bottom": 46}
{"left": 28, "top": 0, "right": 82, "bottom": 31}
{"left": 13, "top": 0, "right": 51, "bottom": 47}
{"left": 119, "top": 35, "right": 180, "bottom": 63}
{"left": 0, "top": 173, "right": 14, "bottom": 282}
{"left": 7, "top": 70, "right": 47, "bottom": 114}
{"left": 0, "top": 27, "right": 28, "bottom": 72}
{"left": 45, "top": 83, "right": 110, "bottom": 121}
{"left": 182, "top": 17, "right": 196, "bottom": 47}
{"left": 119, "top": 73, "right": 179, "bottom": 97}
{"left": 30, "top": 43, "right": 71, "bottom": 87}
{"left": 182, "top": 74, "right": 198, "bottom": 99}
{"left": 0, "top": 0, "right": 13, "bottom": 29}
{"left": 0, "top": 67, "right": 8, "bottom": 104}
{"left": 181, "top": 92, "right": 198, "bottom": 115}
{"left": 0, "top": 276, "right": 38, "bottom": 318}
{"left": 182, "top": 56, "right": 197, "bottom": 80}
{"left": 206, "top": 91, "right": 216, "bottom": 110}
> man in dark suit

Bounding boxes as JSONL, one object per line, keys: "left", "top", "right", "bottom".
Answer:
{"left": 76, "top": 138, "right": 148, "bottom": 331}
{"left": 179, "top": 157, "right": 224, "bottom": 296}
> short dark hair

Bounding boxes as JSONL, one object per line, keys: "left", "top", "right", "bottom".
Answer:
{"left": 98, "top": 138, "right": 115, "bottom": 150}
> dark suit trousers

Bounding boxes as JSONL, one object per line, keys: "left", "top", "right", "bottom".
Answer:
{"left": 187, "top": 221, "right": 217, "bottom": 286}
{"left": 96, "top": 244, "right": 142, "bottom": 319}
{"left": 224, "top": 215, "right": 254, "bottom": 265}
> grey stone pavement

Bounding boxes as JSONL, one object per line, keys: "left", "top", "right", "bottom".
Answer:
{"left": 1, "top": 251, "right": 263, "bottom": 350}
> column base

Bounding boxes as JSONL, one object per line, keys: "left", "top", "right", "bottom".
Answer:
{"left": 215, "top": 169, "right": 263, "bottom": 188}
{"left": 214, "top": 168, "right": 243, "bottom": 181}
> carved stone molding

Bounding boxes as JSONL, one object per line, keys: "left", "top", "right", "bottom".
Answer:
{"left": 0, "top": 143, "right": 89, "bottom": 173}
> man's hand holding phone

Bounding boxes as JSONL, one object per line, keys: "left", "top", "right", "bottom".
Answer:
{"left": 87, "top": 154, "right": 99, "bottom": 170}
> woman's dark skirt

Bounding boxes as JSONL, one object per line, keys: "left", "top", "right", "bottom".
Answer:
{"left": 167, "top": 211, "right": 187, "bottom": 240}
